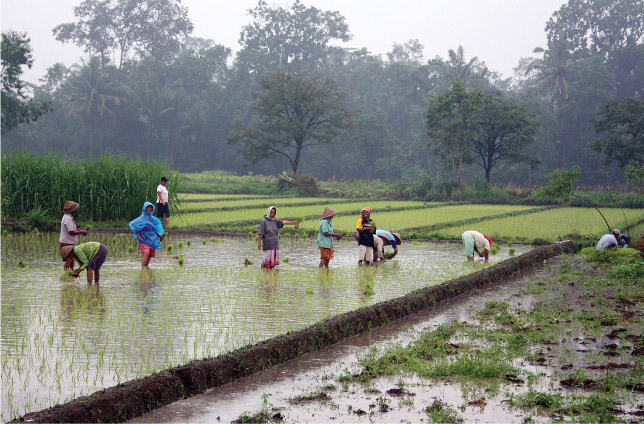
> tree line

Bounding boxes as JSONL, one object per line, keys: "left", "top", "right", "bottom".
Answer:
{"left": 2, "top": 0, "right": 643, "bottom": 187}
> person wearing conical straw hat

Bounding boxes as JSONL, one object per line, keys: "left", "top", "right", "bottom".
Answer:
{"left": 59, "top": 201, "right": 88, "bottom": 269}
{"left": 374, "top": 230, "right": 401, "bottom": 262}
{"left": 60, "top": 242, "right": 108, "bottom": 284}
{"left": 317, "top": 207, "right": 342, "bottom": 268}
{"left": 257, "top": 205, "right": 299, "bottom": 269}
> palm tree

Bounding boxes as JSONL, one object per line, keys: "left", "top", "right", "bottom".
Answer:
{"left": 63, "top": 57, "right": 125, "bottom": 156}
{"left": 526, "top": 32, "right": 573, "bottom": 100}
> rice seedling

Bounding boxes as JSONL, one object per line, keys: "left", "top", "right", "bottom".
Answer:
{"left": 509, "top": 248, "right": 516, "bottom": 256}
{"left": 167, "top": 245, "right": 173, "bottom": 252}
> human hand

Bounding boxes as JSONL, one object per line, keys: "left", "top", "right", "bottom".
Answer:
{"left": 72, "top": 270, "right": 81, "bottom": 278}
{"left": 336, "top": 234, "right": 343, "bottom": 240}
{"left": 158, "top": 235, "right": 165, "bottom": 241}
{"left": 258, "top": 243, "right": 262, "bottom": 250}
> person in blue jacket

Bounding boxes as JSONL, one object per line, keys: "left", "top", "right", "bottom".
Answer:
{"left": 129, "top": 202, "right": 165, "bottom": 268}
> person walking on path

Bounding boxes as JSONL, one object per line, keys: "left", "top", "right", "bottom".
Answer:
{"left": 317, "top": 207, "right": 342, "bottom": 269}
{"left": 461, "top": 230, "right": 491, "bottom": 262}
{"left": 156, "top": 177, "right": 170, "bottom": 227}
{"left": 61, "top": 242, "right": 108, "bottom": 284}
{"left": 258, "top": 206, "right": 299, "bottom": 269}
{"left": 129, "top": 201, "right": 165, "bottom": 268}
{"left": 356, "top": 207, "right": 376, "bottom": 266}
{"left": 59, "top": 201, "right": 88, "bottom": 269}
{"left": 374, "top": 230, "right": 401, "bottom": 262}
{"left": 596, "top": 229, "right": 622, "bottom": 250}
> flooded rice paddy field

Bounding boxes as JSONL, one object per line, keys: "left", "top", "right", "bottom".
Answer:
{"left": 132, "top": 255, "right": 644, "bottom": 423}
{"left": 0, "top": 232, "right": 529, "bottom": 421}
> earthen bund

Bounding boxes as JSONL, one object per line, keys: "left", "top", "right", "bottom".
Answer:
{"left": 13, "top": 241, "right": 574, "bottom": 423}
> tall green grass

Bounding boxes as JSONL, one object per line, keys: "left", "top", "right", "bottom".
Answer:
{"left": 1, "top": 152, "right": 181, "bottom": 221}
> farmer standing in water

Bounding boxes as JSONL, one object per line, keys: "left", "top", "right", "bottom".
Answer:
{"left": 129, "top": 202, "right": 165, "bottom": 268}
{"left": 257, "top": 206, "right": 299, "bottom": 269}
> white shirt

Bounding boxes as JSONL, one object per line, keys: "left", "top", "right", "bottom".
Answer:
{"left": 59, "top": 213, "right": 78, "bottom": 244}
{"left": 156, "top": 184, "right": 168, "bottom": 203}
{"left": 596, "top": 234, "right": 618, "bottom": 250}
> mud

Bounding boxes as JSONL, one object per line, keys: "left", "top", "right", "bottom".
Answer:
{"left": 12, "top": 241, "right": 573, "bottom": 423}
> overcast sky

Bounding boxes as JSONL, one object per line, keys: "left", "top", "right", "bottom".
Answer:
{"left": 2, "top": 0, "right": 567, "bottom": 84}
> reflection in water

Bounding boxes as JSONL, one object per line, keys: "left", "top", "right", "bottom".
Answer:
{"left": 137, "top": 269, "right": 159, "bottom": 315}
{"left": 60, "top": 283, "right": 106, "bottom": 326}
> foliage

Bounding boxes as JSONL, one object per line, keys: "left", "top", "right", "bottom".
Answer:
{"left": 1, "top": 31, "right": 50, "bottom": 133}
{"left": 53, "top": 0, "right": 193, "bottom": 66}
{"left": 590, "top": 97, "right": 644, "bottom": 168}
{"left": 229, "top": 71, "right": 353, "bottom": 174}
{"left": 625, "top": 165, "right": 644, "bottom": 193}
{"left": 425, "top": 80, "right": 539, "bottom": 181}
{"left": 1, "top": 151, "right": 180, "bottom": 221}
{"left": 425, "top": 79, "right": 481, "bottom": 179}
{"left": 295, "top": 173, "right": 319, "bottom": 197}
{"left": 539, "top": 166, "right": 580, "bottom": 203}
{"left": 471, "top": 94, "right": 540, "bottom": 181}
{"left": 237, "top": 0, "right": 351, "bottom": 75}
{"left": 545, "top": 0, "right": 644, "bottom": 60}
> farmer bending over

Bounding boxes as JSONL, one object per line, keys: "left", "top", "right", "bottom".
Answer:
{"left": 61, "top": 242, "right": 108, "bottom": 284}
{"left": 374, "top": 230, "right": 401, "bottom": 262}
{"left": 462, "top": 230, "right": 491, "bottom": 262}
{"left": 596, "top": 229, "right": 622, "bottom": 250}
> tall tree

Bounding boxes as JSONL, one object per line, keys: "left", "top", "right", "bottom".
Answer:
{"left": 62, "top": 57, "right": 125, "bottom": 156}
{"left": 53, "top": 0, "right": 193, "bottom": 68}
{"left": 229, "top": 71, "right": 353, "bottom": 174}
{"left": 428, "top": 46, "right": 492, "bottom": 91}
{"left": 471, "top": 95, "right": 540, "bottom": 181}
{"left": 546, "top": 0, "right": 644, "bottom": 60}
{"left": 1, "top": 31, "right": 48, "bottom": 134}
{"left": 590, "top": 97, "right": 644, "bottom": 167}
{"left": 236, "top": 0, "right": 351, "bottom": 75}
{"left": 526, "top": 32, "right": 574, "bottom": 100}
{"left": 425, "top": 80, "right": 483, "bottom": 179}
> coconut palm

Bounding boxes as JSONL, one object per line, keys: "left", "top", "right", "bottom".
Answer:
{"left": 526, "top": 33, "right": 573, "bottom": 100}
{"left": 63, "top": 57, "right": 125, "bottom": 156}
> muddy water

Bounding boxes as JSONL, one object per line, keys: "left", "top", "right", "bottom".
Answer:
{"left": 1, "top": 232, "right": 529, "bottom": 421}
{"left": 131, "top": 260, "right": 557, "bottom": 423}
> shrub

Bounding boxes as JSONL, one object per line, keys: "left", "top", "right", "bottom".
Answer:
{"left": 295, "top": 173, "right": 319, "bottom": 197}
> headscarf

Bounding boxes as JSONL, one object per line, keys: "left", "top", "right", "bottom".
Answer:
{"left": 484, "top": 235, "right": 493, "bottom": 247}
{"left": 361, "top": 207, "right": 371, "bottom": 213}
{"left": 129, "top": 201, "right": 165, "bottom": 250}
{"left": 264, "top": 206, "right": 277, "bottom": 220}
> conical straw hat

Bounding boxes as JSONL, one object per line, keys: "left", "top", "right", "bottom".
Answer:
{"left": 63, "top": 201, "right": 79, "bottom": 214}
{"left": 60, "top": 245, "right": 74, "bottom": 262}
{"left": 321, "top": 207, "right": 337, "bottom": 219}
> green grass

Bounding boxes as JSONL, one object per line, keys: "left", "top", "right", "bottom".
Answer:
{"left": 1, "top": 152, "right": 180, "bottom": 222}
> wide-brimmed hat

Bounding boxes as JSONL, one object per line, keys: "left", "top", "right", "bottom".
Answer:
{"left": 60, "top": 245, "right": 74, "bottom": 262}
{"left": 321, "top": 207, "right": 337, "bottom": 219}
{"left": 63, "top": 201, "right": 79, "bottom": 214}
{"left": 379, "top": 232, "right": 402, "bottom": 246}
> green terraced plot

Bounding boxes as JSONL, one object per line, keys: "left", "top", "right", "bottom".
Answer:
{"left": 301, "top": 204, "right": 537, "bottom": 232}
{"left": 179, "top": 193, "right": 271, "bottom": 201}
{"left": 179, "top": 197, "right": 359, "bottom": 211}
{"left": 173, "top": 201, "right": 436, "bottom": 227}
{"left": 441, "top": 207, "right": 644, "bottom": 241}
